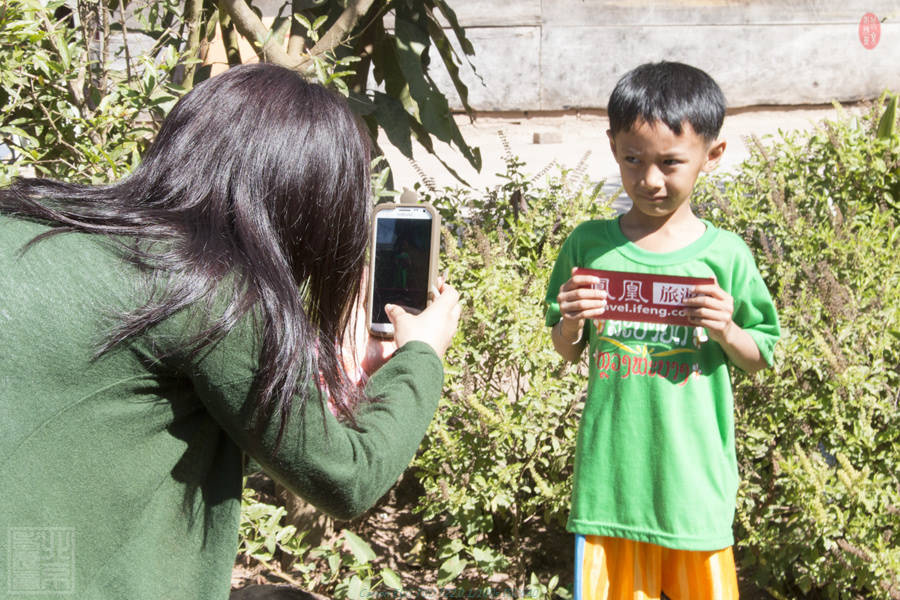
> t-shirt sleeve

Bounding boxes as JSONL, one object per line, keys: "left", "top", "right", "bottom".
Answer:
{"left": 544, "top": 232, "right": 577, "bottom": 327}
{"left": 172, "top": 314, "right": 443, "bottom": 520}
{"left": 729, "top": 241, "right": 780, "bottom": 368}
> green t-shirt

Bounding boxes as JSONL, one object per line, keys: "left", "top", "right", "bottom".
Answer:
{"left": 544, "top": 217, "right": 779, "bottom": 550}
{"left": 0, "top": 216, "right": 444, "bottom": 599}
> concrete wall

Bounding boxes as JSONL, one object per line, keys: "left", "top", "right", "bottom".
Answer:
{"left": 424, "top": 0, "right": 900, "bottom": 110}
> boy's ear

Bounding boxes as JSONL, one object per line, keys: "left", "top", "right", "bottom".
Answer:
{"left": 606, "top": 129, "right": 617, "bottom": 157}
{"left": 702, "top": 139, "right": 727, "bottom": 172}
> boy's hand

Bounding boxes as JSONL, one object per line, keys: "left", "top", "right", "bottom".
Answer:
{"left": 558, "top": 268, "right": 609, "bottom": 329}
{"left": 683, "top": 281, "right": 768, "bottom": 373}
{"left": 552, "top": 268, "right": 607, "bottom": 361}
{"left": 683, "top": 282, "right": 735, "bottom": 344}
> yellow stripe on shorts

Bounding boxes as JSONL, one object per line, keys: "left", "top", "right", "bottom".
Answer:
{"left": 575, "top": 535, "right": 739, "bottom": 600}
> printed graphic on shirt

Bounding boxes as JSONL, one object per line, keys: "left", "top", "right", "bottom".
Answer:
{"left": 592, "top": 319, "right": 704, "bottom": 386}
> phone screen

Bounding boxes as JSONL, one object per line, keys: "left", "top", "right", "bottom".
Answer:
{"left": 371, "top": 209, "right": 433, "bottom": 328}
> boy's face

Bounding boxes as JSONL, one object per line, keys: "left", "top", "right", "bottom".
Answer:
{"left": 608, "top": 119, "right": 725, "bottom": 222}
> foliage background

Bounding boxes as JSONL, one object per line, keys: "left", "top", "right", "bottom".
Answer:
{"left": 2, "top": 1, "right": 899, "bottom": 598}
{"left": 0, "top": 0, "right": 480, "bottom": 186}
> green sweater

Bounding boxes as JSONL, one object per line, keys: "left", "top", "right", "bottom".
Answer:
{"left": 0, "top": 216, "right": 444, "bottom": 599}
{"left": 545, "top": 218, "right": 780, "bottom": 550}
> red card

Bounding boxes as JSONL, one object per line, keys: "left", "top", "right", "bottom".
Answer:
{"left": 573, "top": 268, "right": 714, "bottom": 327}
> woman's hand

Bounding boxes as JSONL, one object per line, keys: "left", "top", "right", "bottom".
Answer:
{"left": 340, "top": 270, "right": 397, "bottom": 381}
{"left": 386, "top": 280, "right": 461, "bottom": 359}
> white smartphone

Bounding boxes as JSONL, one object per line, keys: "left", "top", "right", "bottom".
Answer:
{"left": 367, "top": 202, "right": 440, "bottom": 338}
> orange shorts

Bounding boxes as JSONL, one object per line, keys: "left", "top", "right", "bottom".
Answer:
{"left": 575, "top": 535, "right": 739, "bottom": 600}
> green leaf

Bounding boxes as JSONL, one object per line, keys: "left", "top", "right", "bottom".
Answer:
{"left": 327, "top": 551, "right": 341, "bottom": 575}
{"left": 876, "top": 93, "right": 897, "bottom": 140}
{"left": 431, "top": 0, "right": 475, "bottom": 55}
{"left": 469, "top": 545, "right": 499, "bottom": 567}
{"left": 393, "top": 17, "right": 451, "bottom": 141}
{"left": 275, "top": 524, "right": 297, "bottom": 543}
{"left": 423, "top": 12, "right": 476, "bottom": 116}
{"left": 436, "top": 554, "right": 467, "bottom": 584}
{"left": 346, "top": 575, "right": 364, "bottom": 600}
{"left": 370, "top": 91, "right": 413, "bottom": 157}
{"left": 380, "top": 567, "right": 403, "bottom": 591}
{"left": 342, "top": 530, "right": 376, "bottom": 564}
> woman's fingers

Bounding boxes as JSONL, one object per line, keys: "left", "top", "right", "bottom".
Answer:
{"left": 388, "top": 282, "right": 461, "bottom": 358}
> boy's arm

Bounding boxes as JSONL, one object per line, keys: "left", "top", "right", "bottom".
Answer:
{"left": 684, "top": 283, "right": 769, "bottom": 373}
{"left": 551, "top": 319, "right": 588, "bottom": 362}
{"left": 549, "top": 269, "right": 608, "bottom": 363}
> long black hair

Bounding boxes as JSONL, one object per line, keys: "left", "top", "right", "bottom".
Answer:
{"left": 0, "top": 63, "right": 371, "bottom": 438}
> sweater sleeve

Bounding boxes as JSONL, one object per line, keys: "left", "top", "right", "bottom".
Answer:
{"left": 178, "top": 314, "right": 444, "bottom": 519}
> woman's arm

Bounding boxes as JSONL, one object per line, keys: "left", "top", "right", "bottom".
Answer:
{"left": 187, "top": 285, "right": 460, "bottom": 519}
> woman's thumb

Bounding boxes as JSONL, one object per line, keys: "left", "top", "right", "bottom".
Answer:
{"left": 384, "top": 303, "right": 406, "bottom": 325}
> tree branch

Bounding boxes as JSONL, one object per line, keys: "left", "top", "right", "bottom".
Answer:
{"left": 218, "top": 0, "right": 375, "bottom": 77}
{"left": 217, "top": 0, "right": 301, "bottom": 69}
{"left": 286, "top": 0, "right": 309, "bottom": 58}
{"left": 219, "top": 10, "right": 243, "bottom": 67}
{"left": 180, "top": 0, "right": 205, "bottom": 88}
{"left": 117, "top": 0, "right": 132, "bottom": 82}
{"left": 38, "top": 11, "right": 86, "bottom": 108}
{"left": 300, "top": 0, "right": 375, "bottom": 65}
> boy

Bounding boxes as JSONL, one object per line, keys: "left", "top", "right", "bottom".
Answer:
{"left": 544, "top": 62, "right": 780, "bottom": 599}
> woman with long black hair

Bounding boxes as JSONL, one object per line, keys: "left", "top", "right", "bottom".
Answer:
{"left": 0, "top": 63, "right": 460, "bottom": 598}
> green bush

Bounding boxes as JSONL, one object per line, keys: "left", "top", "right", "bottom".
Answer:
{"left": 692, "top": 94, "right": 900, "bottom": 599}
{"left": 5, "top": 4, "right": 897, "bottom": 593}
{"left": 409, "top": 145, "right": 613, "bottom": 596}
{"left": 237, "top": 100, "right": 899, "bottom": 598}
{"left": 237, "top": 481, "right": 406, "bottom": 599}
{"left": 0, "top": 0, "right": 181, "bottom": 184}
{"left": 406, "top": 98, "right": 899, "bottom": 599}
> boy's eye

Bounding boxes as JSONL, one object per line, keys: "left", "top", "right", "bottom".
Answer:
{"left": 624, "top": 156, "right": 639, "bottom": 164}
{"left": 662, "top": 159, "right": 682, "bottom": 166}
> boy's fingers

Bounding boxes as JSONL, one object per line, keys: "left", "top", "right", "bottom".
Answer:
{"left": 559, "top": 295, "right": 607, "bottom": 311}
{"left": 691, "top": 283, "right": 731, "bottom": 301}
{"left": 559, "top": 284, "right": 607, "bottom": 301}
{"left": 690, "top": 283, "right": 715, "bottom": 296}
{"left": 569, "top": 275, "right": 604, "bottom": 289}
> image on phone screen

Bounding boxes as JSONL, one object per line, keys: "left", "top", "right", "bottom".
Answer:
{"left": 371, "top": 213, "right": 432, "bottom": 327}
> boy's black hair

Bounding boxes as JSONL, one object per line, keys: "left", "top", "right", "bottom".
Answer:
{"left": 608, "top": 61, "right": 726, "bottom": 142}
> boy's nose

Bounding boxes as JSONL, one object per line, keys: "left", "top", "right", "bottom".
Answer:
{"left": 641, "top": 165, "right": 665, "bottom": 190}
